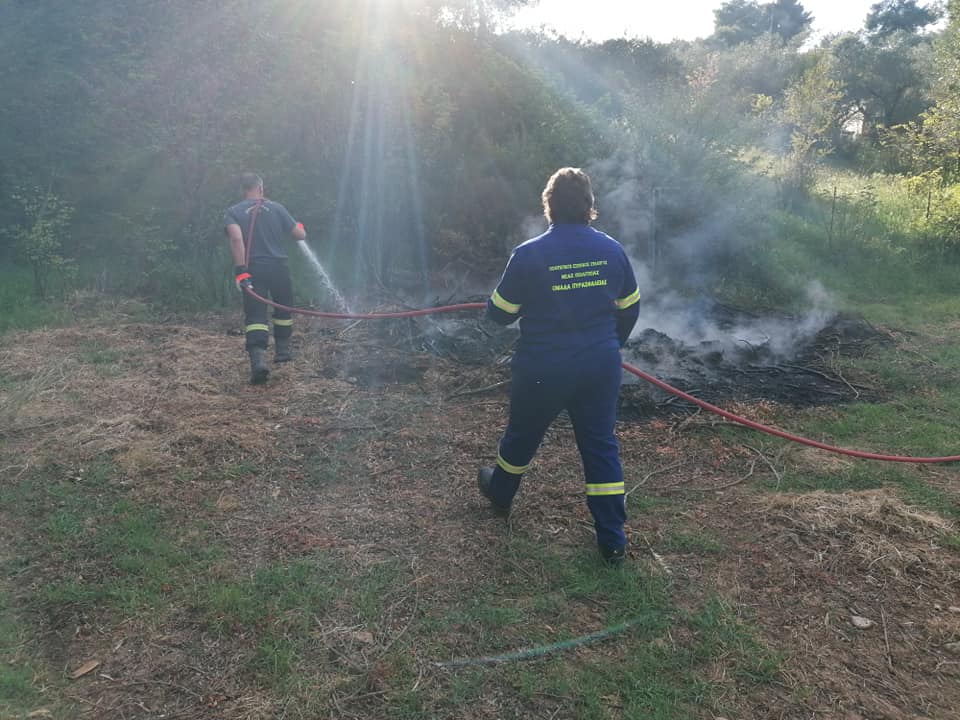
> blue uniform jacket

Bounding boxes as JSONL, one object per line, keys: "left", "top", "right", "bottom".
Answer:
{"left": 487, "top": 224, "right": 641, "bottom": 356}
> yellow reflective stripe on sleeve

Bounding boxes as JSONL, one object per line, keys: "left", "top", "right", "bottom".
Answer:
{"left": 496, "top": 453, "right": 531, "bottom": 475}
{"left": 273, "top": 318, "right": 293, "bottom": 327}
{"left": 615, "top": 288, "right": 641, "bottom": 310}
{"left": 585, "top": 482, "right": 625, "bottom": 496}
{"left": 245, "top": 323, "right": 270, "bottom": 333}
{"left": 491, "top": 290, "right": 521, "bottom": 315}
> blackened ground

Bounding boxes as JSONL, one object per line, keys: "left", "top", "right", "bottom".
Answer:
{"left": 620, "top": 312, "right": 890, "bottom": 418}
{"left": 358, "top": 300, "right": 890, "bottom": 416}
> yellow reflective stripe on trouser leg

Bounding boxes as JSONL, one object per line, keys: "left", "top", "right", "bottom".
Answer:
{"left": 272, "top": 318, "right": 293, "bottom": 327}
{"left": 585, "top": 482, "right": 625, "bottom": 496}
{"left": 491, "top": 290, "right": 521, "bottom": 314}
{"left": 496, "top": 453, "right": 531, "bottom": 475}
{"left": 615, "top": 288, "right": 641, "bottom": 310}
{"left": 245, "top": 323, "right": 270, "bottom": 333}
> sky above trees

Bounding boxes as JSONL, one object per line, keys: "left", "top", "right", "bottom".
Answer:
{"left": 508, "top": 0, "right": 926, "bottom": 42}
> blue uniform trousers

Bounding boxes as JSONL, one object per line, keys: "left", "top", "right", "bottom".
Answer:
{"left": 489, "top": 344, "right": 627, "bottom": 550}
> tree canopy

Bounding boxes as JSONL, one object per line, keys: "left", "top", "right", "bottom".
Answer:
{"left": 865, "top": 0, "right": 941, "bottom": 39}
{"left": 0, "top": 0, "right": 957, "bottom": 304}
{"left": 713, "top": 0, "right": 813, "bottom": 45}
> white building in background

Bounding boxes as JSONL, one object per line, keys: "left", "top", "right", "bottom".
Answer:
{"left": 842, "top": 107, "right": 865, "bottom": 138}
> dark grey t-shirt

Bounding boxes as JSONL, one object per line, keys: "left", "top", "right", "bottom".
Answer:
{"left": 224, "top": 199, "right": 297, "bottom": 261}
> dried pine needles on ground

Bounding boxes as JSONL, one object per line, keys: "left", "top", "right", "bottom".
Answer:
{"left": 1, "top": 310, "right": 959, "bottom": 719}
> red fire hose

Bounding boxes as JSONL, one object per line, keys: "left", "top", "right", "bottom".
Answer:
{"left": 246, "top": 286, "right": 486, "bottom": 319}
{"left": 244, "top": 287, "right": 960, "bottom": 464}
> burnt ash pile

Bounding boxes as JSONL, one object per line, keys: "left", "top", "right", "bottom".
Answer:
{"left": 341, "top": 298, "right": 890, "bottom": 413}
{"left": 620, "top": 304, "right": 890, "bottom": 416}
{"left": 405, "top": 312, "right": 518, "bottom": 366}
{"left": 321, "top": 301, "right": 517, "bottom": 389}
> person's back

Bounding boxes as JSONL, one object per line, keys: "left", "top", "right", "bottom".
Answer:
{"left": 478, "top": 168, "right": 641, "bottom": 566}
{"left": 224, "top": 199, "right": 297, "bottom": 261}
{"left": 495, "top": 223, "right": 637, "bottom": 356}
{"left": 224, "top": 173, "right": 307, "bottom": 383}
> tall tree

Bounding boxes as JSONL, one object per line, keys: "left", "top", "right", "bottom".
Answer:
{"left": 766, "top": 0, "right": 814, "bottom": 41}
{"left": 782, "top": 55, "right": 843, "bottom": 205}
{"left": 919, "top": 0, "right": 960, "bottom": 178}
{"left": 865, "top": 0, "right": 942, "bottom": 40}
{"left": 713, "top": 0, "right": 813, "bottom": 45}
{"left": 429, "top": 0, "right": 533, "bottom": 33}
{"left": 714, "top": 0, "right": 769, "bottom": 46}
{"left": 828, "top": 29, "right": 934, "bottom": 137}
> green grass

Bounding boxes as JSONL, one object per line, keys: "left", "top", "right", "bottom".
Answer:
{"left": 75, "top": 345, "right": 144, "bottom": 377}
{"left": 731, "top": 167, "right": 960, "bottom": 326}
{"left": 404, "top": 534, "right": 780, "bottom": 718}
{"left": 1, "top": 458, "right": 417, "bottom": 704}
{"left": 688, "top": 597, "right": 782, "bottom": 685}
{"left": 0, "top": 588, "right": 46, "bottom": 718}
{"left": 1, "top": 461, "right": 210, "bottom": 616}
{"left": 0, "top": 453, "right": 788, "bottom": 719}
{"left": 900, "top": 477, "right": 960, "bottom": 522}
{"left": 422, "top": 591, "right": 779, "bottom": 720}
{"left": 0, "top": 263, "right": 162, "bottom": 336}
{"left": 194, "top": 555, "right": 413, "bottom": 690}
{"left": 201, "top": 558, "right": 341, "bottom": 634}
{"left": 661, "top": 529, "right": 725, "bottom": 555}
{"left": 771, "top": 464, "right": 903, "bottom": 494}
{"left": 0, "top": 266, "right": 69, "bottom": 335}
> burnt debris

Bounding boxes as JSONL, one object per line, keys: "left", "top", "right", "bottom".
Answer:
{"left": 620, "top": 309, "right": 889, "bottom": 417}
{"left": 331, "top": 298, "right": 890, "bottom": 414}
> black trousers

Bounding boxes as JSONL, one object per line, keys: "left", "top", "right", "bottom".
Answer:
{"left": 242, "top": 258, "right": 294, "bottom": 350}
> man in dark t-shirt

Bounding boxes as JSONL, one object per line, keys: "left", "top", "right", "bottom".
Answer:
{"left": 224, "top": 172, "right": 307, "bottom": 384}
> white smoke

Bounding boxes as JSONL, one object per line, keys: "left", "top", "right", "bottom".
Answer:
{"left": 629, "top": 269, "right": 836, "bottom": 360}
{"left": 585, "top": 153, "right": 836, "bottom": 363}
{"left": 519, "top": 213, "right": 548, "bottom": 242}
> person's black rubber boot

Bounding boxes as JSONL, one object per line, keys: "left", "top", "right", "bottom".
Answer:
{"left": 599, "top": 545, "right": 626, "bottom": 567}
{"left": 249, "top": 347, "right": 269, "bottom": 384}
{"left": 477, "top": 466, "right": 511, "bottom": 517}
{"left": 274, "top": 337, "right": 293, "bottom": 363}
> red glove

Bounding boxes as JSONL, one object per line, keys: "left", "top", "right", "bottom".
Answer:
{"left": 234, "top": 266, "right": 253, "bottom": 292}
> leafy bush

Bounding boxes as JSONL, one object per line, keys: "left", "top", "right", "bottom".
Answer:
{"left": 6, "top": 186, "right": 76, "bottom": 299}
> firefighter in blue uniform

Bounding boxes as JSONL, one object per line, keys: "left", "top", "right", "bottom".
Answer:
{"left": 224, "top": 173, "right": 307, "bottom": 384}
{"left": 478, "top": 167, "right": 641, "bottom": 565}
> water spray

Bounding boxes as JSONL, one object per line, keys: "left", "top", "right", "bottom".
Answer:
{"left": 297, "top": 242, "right": 352, "bottom": 314}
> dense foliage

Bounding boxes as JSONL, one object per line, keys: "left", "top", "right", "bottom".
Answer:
{"left": 0, "top": 0, "right": 955, "bottom": 310}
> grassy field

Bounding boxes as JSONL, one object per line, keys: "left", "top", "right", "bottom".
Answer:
{"left": 0, "top": 277, "right": 958, "bottom": 719}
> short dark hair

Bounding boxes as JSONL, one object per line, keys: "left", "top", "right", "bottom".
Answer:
{"left": 541, "top": 167, "right": 597, "bottom": 225}
{"left": 239, "top": 172, "right": 263, "bottom": 194}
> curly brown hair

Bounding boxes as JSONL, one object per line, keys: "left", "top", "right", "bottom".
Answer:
{"left": 541, "top": 167, "right": 598, "bottom": 225}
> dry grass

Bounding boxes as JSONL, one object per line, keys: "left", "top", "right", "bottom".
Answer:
{"left": 3, "top": 309, "right": 960, "bottom": 719}
{"left": 0, "top": 323, "right": 277, "bottom": 483}
{"left": 758, "top": 488, "right": 956, "bottom": 577}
